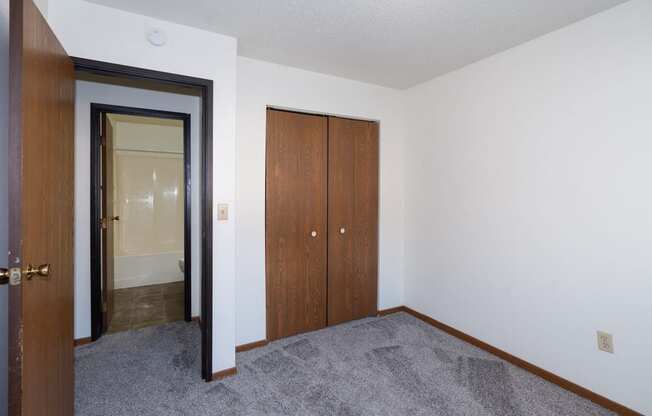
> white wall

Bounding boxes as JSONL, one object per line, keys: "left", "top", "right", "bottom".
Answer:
{"left": 48, "top": 0, "right": 238, "bottom": 372}
{"left": 403, "top": 1, "right": 652, "bottom": 414}
{"left": 0, "top": 0, "right": 9, "bottom": 413}
{"left": 74, "top": 80, "right": 201, "bottom": 335}
{"left": 236, "top": 57, "right": 405, "bottom": 345}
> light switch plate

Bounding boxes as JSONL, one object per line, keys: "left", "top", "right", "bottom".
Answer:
{"left": 217, "top": 204, "right": 229, "bottom": 221}
{"left": 597, "top": 331, "right": 614, "bottom": 354}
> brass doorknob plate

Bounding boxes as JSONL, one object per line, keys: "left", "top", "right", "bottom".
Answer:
{"left": 1, "top": 264, "right": 49, "bottom": 285}
{"left": 24, "top": 264, "right": 51, "bottom": 280}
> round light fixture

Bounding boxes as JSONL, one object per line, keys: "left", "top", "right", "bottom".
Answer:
{"left": 146, "top": 28, "right": 167, "bottom": 47}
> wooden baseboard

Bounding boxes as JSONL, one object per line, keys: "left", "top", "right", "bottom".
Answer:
{"left": 211, "top": 367, "right": 237, "bottom": 381}
{"left": 381, "top": 306, "right": 641, "bottom": 416}
{"left": 377, "top": 306, "right": 408, "bottom": 316}
{"left": 74, "top": 337, "right": 92, "bottom": 347}
{"left": 236, "top": 339, "right": 269, "bottom": 353}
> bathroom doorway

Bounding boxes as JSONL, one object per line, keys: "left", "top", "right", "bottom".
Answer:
{"left": 90, "top": 104, "right": 192, "bottom": 338}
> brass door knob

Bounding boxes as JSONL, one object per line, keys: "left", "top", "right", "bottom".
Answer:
{"left": 24, "top": 264, "right": 51, "bottom": 280}
{"left": 111, "top": 216, "right": 120, "bottom": 221}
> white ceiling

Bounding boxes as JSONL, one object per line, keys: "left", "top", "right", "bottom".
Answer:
{"left": 84, "top": 0, "right": 628, "bottom": 89}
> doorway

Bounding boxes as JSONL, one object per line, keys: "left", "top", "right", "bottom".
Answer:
{"left": 74, "top": 57, "right": 215, "bottom": 381}
{"left": 91, "top": 104, "right": 192, "bottom": 336}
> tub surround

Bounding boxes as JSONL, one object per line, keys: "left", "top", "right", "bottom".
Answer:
{"left": 114, "top": 251, "right": 184, "bottom": 289}
{"left": 111, "top": 116, "right": 186, "bottom": 290}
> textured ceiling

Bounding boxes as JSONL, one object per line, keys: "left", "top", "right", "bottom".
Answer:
{"left": 84, "top": 0, "right": 628, "bottom": 89}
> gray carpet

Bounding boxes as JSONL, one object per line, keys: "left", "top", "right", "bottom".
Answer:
{"left": 75, "top": 313, "right": 614, "bottom": 415}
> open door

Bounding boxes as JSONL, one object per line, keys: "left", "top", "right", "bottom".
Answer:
{"left": 7, "top": 0, "right": 75, "bottom": 415}
{"left": 101, "top": 114, "right": 116, "bottom": 332}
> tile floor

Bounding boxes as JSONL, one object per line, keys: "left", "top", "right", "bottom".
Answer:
{"left": 108, "top": 282, "right": 185, "bottom": 333}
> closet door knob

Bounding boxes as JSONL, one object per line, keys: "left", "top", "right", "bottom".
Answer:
{"left": 339, "top": 227, "right": 346, "bottom": 234}
{"left": 311, "top": 230, "right": 318, "bottom": 238}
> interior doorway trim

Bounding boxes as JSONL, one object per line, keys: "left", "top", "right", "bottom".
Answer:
{"left": 90, "top": 103, "right": 192, "bottom": 333}
{"left": 74, "top": 57, "right": 215, "bottom": 381}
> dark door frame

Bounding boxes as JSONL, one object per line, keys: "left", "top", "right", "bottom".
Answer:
{"left": 74, "top": 57, "right": 214, "bottom": 381}
{"left": 90, "top": 103, "right": 192, "bottom": 333}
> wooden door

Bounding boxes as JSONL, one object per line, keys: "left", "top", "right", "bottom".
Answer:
{"left": 266, "top": 109, "right": 328, "bottom": 341}
{"left": 327, "top": 117, "right": 379, "bottom": 326}
{"left": 8, "top": 0, "right": 75, "bottom": 415}
{"left": 101, "top": 114, "right": 116, "bottom": 332}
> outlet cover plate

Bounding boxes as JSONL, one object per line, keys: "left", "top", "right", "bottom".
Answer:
{"left": 597, "top": 331, "right": 614, "bottom": 353}
{"left": 217, "top": 204, "right": 229, "bottom": 221}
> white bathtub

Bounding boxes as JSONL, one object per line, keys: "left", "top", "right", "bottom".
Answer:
{"left": 114, "top": 251, "right": 184, "bottom": 289}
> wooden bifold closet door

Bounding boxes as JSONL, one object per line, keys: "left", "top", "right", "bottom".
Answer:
{"left": 327, "top": 117, "right": 379, "bottom": 326}
{"left": 266, "top": 109, "right": 378, "bottom": 341}
{"left": 266, "top": 110, "right": 328, "bottom": 341}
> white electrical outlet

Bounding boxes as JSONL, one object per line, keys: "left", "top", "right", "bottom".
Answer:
{"left": 597, "top": 331, "right": 614, "bottom": 354}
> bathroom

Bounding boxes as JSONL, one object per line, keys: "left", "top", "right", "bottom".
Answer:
{"left": 104, "top": 112, "right": 189, "bottom": 333}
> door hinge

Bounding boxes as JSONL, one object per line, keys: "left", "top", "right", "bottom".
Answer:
{"left": 102, "top": 302, "right": 108, "bottom": 313}
{"left": 100, "top": 217, "right": 108, "bottom": 229}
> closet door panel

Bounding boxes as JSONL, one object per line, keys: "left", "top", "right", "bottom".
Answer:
{"left": 266, "top": 109, "right": 328, "bottom": 340}
{"left": 328, "top": 117, "right": 379, "bottom": 326}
